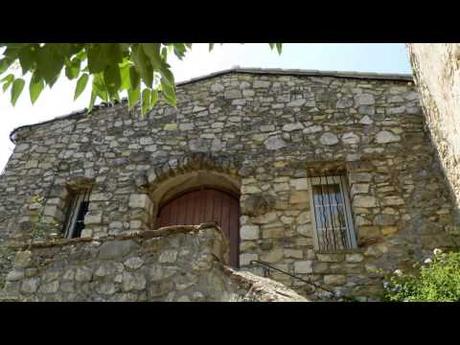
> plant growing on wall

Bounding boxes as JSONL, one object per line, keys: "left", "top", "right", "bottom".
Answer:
{"left": 0, "top": 43, "right": 282, "bottom": 115}
{"left": 383, "top": 248, "right": 460, "bottom": 301}
{"left": 0, "top": 241, "right": 15, "bottom": 291}
{"left": 28, "top": 194, "right": 60, "bottom": 242}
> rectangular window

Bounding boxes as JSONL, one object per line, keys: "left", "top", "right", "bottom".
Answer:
{"left": 63, "top": 188, "right": 91, "bottom": 239}
{"left": 308, "top": 175, "right": 357, "bottom": 252}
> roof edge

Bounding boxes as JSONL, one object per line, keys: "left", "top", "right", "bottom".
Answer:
{"left": 176, "top": 67, "right": 413, "bottom": 86}
{"left": 9, "top": 67, "right": 414, "bottom": 143}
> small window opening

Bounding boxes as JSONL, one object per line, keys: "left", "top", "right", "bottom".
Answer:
{"left": 309, "top": 175, "right": 357, "bottom": 252}
{"left": 63, "top": 187, "right": 91, "bottom": 239}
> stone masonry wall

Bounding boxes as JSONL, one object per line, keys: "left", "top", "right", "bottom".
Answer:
{"left": 1, "top": 224, "right": 307, "bottom": 301}
{"left": 408, "top": 44, "right": 460, "bottom": 217}
{"left": 1, "top": 69, "right": 458, "bottom": 301}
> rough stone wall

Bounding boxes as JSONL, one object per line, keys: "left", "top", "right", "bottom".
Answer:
{"left": 408, "top": 44, "right": 460, "bottom": 217}
{"left": 0, "top": 69, "right": 458, "bottom": 301}
{"left": 1, "top": 224, "right": 307, "bottom": 301}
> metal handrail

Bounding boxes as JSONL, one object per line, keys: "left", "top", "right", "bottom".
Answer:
{"left": 250, "top": 259, "right": 337, "bottom": 296}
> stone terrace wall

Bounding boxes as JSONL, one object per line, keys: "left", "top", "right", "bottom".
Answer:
{"left": 1, "top": 224, "right": 307, "bottom": 301}
{"left": 0, "top": 69, "right": 459, "bottom": 301}
{"left": 408, "top": 44, "right": 460, "bottom": 217}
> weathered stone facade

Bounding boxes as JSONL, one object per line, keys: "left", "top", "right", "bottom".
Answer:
{"left": 408, "top": 44, "right": 460, "bottom": 216}
{"left": 1, "top": 68, "right": 459, "bottom": 301}
{"left": 1, "top": 224, "right": 306, "bottom": 301}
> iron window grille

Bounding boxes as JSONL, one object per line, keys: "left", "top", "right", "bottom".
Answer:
{"left": 308, "top": 175, "right": 357, "bottom": 252}
{"left": 62, "top": 187, "right": 91, "bottom": 239}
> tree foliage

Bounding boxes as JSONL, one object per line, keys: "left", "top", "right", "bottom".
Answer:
{"left": 383, "top": 249, "right": 460, "bottom": 301}
{"left": 0, "top": 43, "right": 282, "bottom": 115}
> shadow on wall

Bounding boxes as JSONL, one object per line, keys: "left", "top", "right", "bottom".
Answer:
{"left": 0, "top": 223, "right": 307, "bottom": 302}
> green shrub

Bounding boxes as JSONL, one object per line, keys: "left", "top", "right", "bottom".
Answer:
{"left": 384, "top": 249, "right": 460, "bottom": 301}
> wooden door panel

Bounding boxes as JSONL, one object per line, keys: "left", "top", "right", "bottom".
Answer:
{"left": 157, "top": 188, "right": 240, "bottom": 267}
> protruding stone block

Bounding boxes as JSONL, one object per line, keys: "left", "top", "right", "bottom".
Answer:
{"left": 319, "top": 132, "right": 339, "bottom": 146}
{"left": 240, "top": 225, "right": 259, "bottom": 240}
{"left": 294, "top": 260, "right": 312, "bottom": 274}
{"left": 129, "top": 194, "right": 152, "bottom": 210}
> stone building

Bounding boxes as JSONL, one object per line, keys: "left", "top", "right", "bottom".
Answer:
{"left": 0, "top": 67, "right": 459, "bottom": 301}
{"left": 408, "top": 44, "right": 460, "bottom": 215}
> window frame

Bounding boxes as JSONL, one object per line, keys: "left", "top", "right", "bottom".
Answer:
{"left": 62, "top": 187, "right": 91, "bottom": 239}
{"left": 308, "top": 175, "right": 357, "bottom": 252}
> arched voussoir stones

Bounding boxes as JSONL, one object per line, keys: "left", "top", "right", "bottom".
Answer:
{"left": 144, "top": 153, "right": 242, "bottom": 190}
{"left": 133, "top": 153, "right": 242, "bottom": 230}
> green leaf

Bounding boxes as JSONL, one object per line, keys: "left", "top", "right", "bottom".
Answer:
{"left": 86, "top": 44, "right": 105, "bottom": 74}
{"left": 150, "top": 89, "right": 158, "bottom": 107}
{"left": 65, "top": 57, "right": 81, "bottom": 80}
{"left": 119, "top": 61, "right": 130, "bottom": 90}
{"left": 0, "top": 57, "right": 14, "bottom": 75}
{"left": 35, "top": 44, "right": 65, "bottom": 87}
{"left": 106, "top": 44, "right": 124, "bottom": 63}
{"left": 172, "top": 43, "right": 187, "bottom": 60}
{"left": 129, "top": 65, "right": 140, "bottom": 90}
{"left": 69, "top": 44, "right": 85, "bottom": 59}
{"left": 87, "top": 45, "right": 103, "bottom": 73}
{"left": 268, "top": 43, "right": 282, "bottom": 55}
{"left": 103, "top": 64, "right": 121, "bottom": 97}
{"left": 132, "top": 45, "right": 153, "bottom": 88}
{"left": 119, "top": 43, "right": 131, "bottom": 52}
{"left": 141, "top": 88, "right": 151, "bottom": 115}
{"left": 127, "top": 87, "right": 140, "bottom": 110}
{"left": 1, "top": 74, "right": 14, "bottom": 92}
{"left": 92, "top": 73, "right": 108, "bottom": 102}
{"left": 141, "top": 43, "right": 162, "bottom": 68}
{"left": 55, "top": 43, "right": 73, "bottom": 58}
{"left": 74, "top": 73, "right": 89, "bottom": 100}
{"left": 161, "top": 46, "right": 168, "bottom": 60}
{"left": 88, "top": 89, "right": 97, "bottom": 113}
{"left": 11, "top": 78, "right": 25, "bottom": 106}
{"left": 159, "top": 63, "right": 175, "bottom": 86}
{"left": 112, "top": 90, "right": 120, "bottom": 103}
{"left": 87, "top": 44, "right": 123, "bottom": 74}
{"left": 18, "top": 44, "right": 38, "bottom": 75}
{"left": 29, "top": 74, "right": 45, "bottom": 104}
{"left": 275, "top": 43, "right": 282, "bottom": 54}
{"left": 74, "top": 48, "right": 87, "bottom": 61}
{"left": 161, "top": 80, "right": 176, "bottom": 107}
{"left": 2, "top": 44, "right": 22, "bottom": 62}
{"left": 1, "top": 73, "right": 14, "bottom": 82}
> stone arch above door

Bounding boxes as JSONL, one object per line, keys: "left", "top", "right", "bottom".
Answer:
{"left": 135, "top": 153, "right": 242, "bottom": 267}
{"left": 138, "top": 152, "right": 242, "bottom": 191}
{"left": 149, "top": 169, "right": 241, "bottom": 207}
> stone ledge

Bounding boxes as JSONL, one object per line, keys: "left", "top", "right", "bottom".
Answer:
{"left": 7, "top": 223, "right": 224, "bottom": 251}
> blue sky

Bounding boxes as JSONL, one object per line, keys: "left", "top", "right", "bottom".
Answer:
{"left": 184, "top": 43, "right": 412, "bottom": 75}
{"left": 0, "top": 43, "right": 412, "bottom": 171}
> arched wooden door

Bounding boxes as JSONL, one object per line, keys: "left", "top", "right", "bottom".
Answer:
{"left": 156, "top": 188, "right": 240, "bottom": 267}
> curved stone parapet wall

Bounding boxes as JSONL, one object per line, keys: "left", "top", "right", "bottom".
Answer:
{"left": 1, "top": 224, "right": 307, "bottom": 302}
{"left": 0, "top": 69, "right": 458, "bottom": 300}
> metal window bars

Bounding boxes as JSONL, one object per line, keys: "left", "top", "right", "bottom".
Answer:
{"left": 63, "top": 187, "right": 91, "bottom": 239}
{"left": 309, "top": 175, "right": 357, "bottom": 252}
